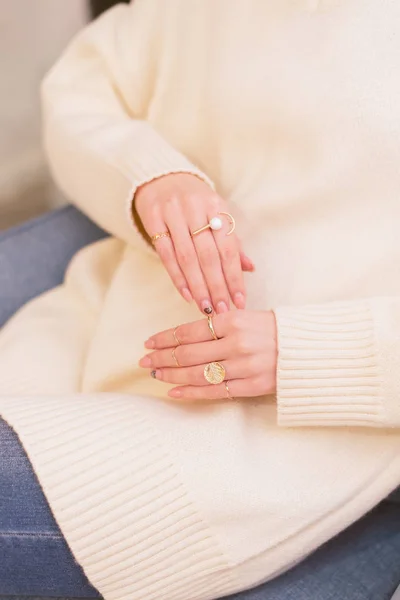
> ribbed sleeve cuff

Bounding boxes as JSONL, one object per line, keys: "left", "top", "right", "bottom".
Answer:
{"left": 274, "top": 300, "right": 385, "bottom": 428}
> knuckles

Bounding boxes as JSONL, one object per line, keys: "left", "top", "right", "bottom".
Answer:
{"left": 220, "top": 245, "right": 235, "bottom": 263}
{"left": 250, "top": 374, "right": 272, "bottom": 396}
{"left": 198, "top": 245, "right": 217, "bottom": 266}
{"left": 176, "top": 249, "right": 196, "bottom": 267}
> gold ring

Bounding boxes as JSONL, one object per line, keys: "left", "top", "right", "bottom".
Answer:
{"left": 151, "top": 231, "right": 171, "bottom": 245}
{"left": 173, "top": 326, "right": 181, "bottom": 346}
{"left": 204, "top": 362, "right": 225, "bottom": 385}
{"left": 171, "top": 348, "right": 181, "bottom": 367}
{"left": 172, "top": 347, "right": 181, "bottom": 367}
{"left": 192, "top": 212, "right": 236, "bottom": 237}
{"left": 207, "top": 315, "right": 218, "bottom": 340}
{"left": 224, "top": 381, "right": 233, "bottom": 400}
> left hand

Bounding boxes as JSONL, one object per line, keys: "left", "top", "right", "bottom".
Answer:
{"left": 139, "top": 310, "right": 278, "bottom": 401}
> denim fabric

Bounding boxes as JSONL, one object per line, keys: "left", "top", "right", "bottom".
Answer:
{"left": 0, "top": 206, "right": 399, "bottom": 600}
{"left": 0, "top": 205, "right": 107, "bottom": 328}
{"left": 0, "top": 417, "right": 100, "bottom": 598}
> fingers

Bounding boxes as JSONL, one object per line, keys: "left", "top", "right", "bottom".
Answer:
{"left": 240, "top": 251, "right": 255, "bottom": 272}
{"left": 215, "top": 233, "right": 246, "bottom": 309}
{"left": 140, "top": 339, "right": 229, "bottom": 369}
{"left": 186, "top": 196, "right": 231, "bottom": 314}
{"left": 139, "top": 204, "right": 192, "bottom": 304}
{"left": 165, "top": 201, "right": 213, "bottom": 314}
{"left": 153, "top": 237, "right": 192, "bottom": 303}
{"left": 145, "top": 314, "right": 226, "bottom": 350}
{"left": 153, "top": 358, "right": 257, "bottom": 385}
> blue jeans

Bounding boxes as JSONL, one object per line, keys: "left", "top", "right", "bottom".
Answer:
{"left": 0, "top": 206, "right": 400, "bottom": 600}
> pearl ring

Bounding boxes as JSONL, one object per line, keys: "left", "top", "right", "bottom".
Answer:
{"left": 192, "top": 212, "right": 236, "bottom": 237}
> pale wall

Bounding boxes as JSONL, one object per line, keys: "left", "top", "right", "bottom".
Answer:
{"left": 0, "top": 0, "right": 88, "bottom": 229}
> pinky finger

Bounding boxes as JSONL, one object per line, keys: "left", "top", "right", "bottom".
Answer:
{"left": 167, "top": 377, "right": 259, "bottom": 401}
{"left": 240, "top": 252, "right": 255, "bottom": 272}
{"left": 154, "top": 238, "right": 192, "bottom": 303}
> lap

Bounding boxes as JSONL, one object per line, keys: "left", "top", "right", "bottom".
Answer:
{"left": 0, "top": 209, "right": 399, "bottom": 599}
{"left": 1, "top": 417, "right": 399, "bottom": 600}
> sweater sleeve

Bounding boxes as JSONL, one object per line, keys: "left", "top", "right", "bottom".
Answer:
{"left": 41, "top": 1, "right": 213, "bottom": 248}
{"left": 274, "top": 297, "right": 400, "bottom": 428}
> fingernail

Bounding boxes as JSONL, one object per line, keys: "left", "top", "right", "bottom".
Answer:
{"left": 168, "top": 388, "right": 182, "bottom": 398}
{"left": 181, "top": 287, "right": 193, "bottom": 303}
{"left": 201, "top": 300, "right": 213, "bottom": 314}
{"left": 216, "top": 301, "right": 228, "bottom": 313}
{"left": 139, "top": 355, "right": 152, "bottom": 368}
{"left": 145, "top": 339, "right": 155, "bottom": 349}
{"left": 150, "top": 370, "right": 157, "bottom": 379}
{"left": 234, "top": 292, "right": 246, "bottom": 309}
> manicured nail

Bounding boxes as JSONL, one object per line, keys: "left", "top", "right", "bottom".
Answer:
{"left": 234, "top": 292, "right": 246, "bottom": 309}
{"left": 181, "top": 287, "right": 193, "bottom": 303}
{"left": 150, "top": 370, "right": 157, "bottom": 379}
{"left": 216, "top": 301, "right": 228, "bottom": 314}
{"left": 201, "top": 300, "right": 213, "bottom": 314}
{"left": 145, "top": 339, "right": 155, "bottom": 349}
{"left": 168, "top": 388, "right": 183, "bottom": 398}
{"left": 139, "top": 355, "right": 152, "bottom": 368}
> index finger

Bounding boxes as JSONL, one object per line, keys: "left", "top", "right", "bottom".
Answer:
{"left": 145, "top": 314, "right": 226, "bottom": 350}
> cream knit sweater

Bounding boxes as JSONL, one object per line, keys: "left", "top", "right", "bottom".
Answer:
{"left": 1, "top": 1, "right": 400, "bottom": 599}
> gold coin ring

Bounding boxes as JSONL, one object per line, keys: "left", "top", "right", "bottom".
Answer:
{"left": 151, "top": 231, "right": 171, "bottom": 245}
{"left": 207, "top": 315, "right": 218, "bottom": 340}
{"left": 204, "top": 362, "right": 225, "bottom": 385}
{"left": 173, "top": 326, "right": 181, "bottom": 346}
{"left": 172, "top": 347, "right": 181, "bottom": 367}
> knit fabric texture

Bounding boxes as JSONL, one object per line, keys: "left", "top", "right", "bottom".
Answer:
{"left": 1, "top": 1, "right": 400, "bottom": 599}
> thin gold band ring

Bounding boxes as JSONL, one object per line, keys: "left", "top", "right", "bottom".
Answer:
{"left": 151, "top": 231, "right": 171, "bottom": 245}
{"left": 173, "top": 326, "right": 181, "bottom": 346}
{"left": 172, "top": 347, "right": 181, "bottom": 367}
{"left": 224, "top": 381, "right": 233, "bottom": 400}
{"left": 207, "top": 315, "right": 218, "bottom": 340}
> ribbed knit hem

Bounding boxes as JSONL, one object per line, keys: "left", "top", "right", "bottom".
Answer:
{"left": 0, "top": 395, "right": 238, "bottom": 600}
{"left": 274, "top": 300, "right": 385, "bottom": 427}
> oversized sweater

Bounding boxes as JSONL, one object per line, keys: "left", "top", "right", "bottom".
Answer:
{"left": 1, "top": 1, "right": 400, "bottom": 599}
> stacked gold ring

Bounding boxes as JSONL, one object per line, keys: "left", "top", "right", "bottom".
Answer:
{"left": 151, "top": 231, "right": 171, "bottom": 245}
{"left": 171, "top": 347, "right": 181, "bottom": 367}
{"left": 207, "top": 315, "right": 218, "bottom": 340}
{"left": 173, "top": 326, "right": 181, "bottom": 345}
{"left": 224, "top": 381, "right": 233, "bottom": 400}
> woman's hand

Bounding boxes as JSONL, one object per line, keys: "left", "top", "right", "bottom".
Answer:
{"left": 135, "top": 173, "right": 254, "bottom": 315}
{"left": 139, "top": 310, "right": 277, "bottom": 400}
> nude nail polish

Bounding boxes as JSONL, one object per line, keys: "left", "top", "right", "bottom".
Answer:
{"left": 217, "top": 301, "right": 228, "bottom": 313}
{"left": 139, "top": 356, "right": 152, "bottom": 368}
{"left": 234, "top": 292, "right": 246, "bottom": 309}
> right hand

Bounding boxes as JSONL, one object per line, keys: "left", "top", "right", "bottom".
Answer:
{"left": 135, "top": 173, "right": 255, "bottom": 315}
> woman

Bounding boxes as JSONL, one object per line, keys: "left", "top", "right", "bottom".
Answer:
{"left": 0, "top": 1, "right": 399, "bottom": 599}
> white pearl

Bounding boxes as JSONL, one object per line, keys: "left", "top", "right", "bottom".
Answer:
{"left": 209, "top": 217, "right": 223, "bottom": 231}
